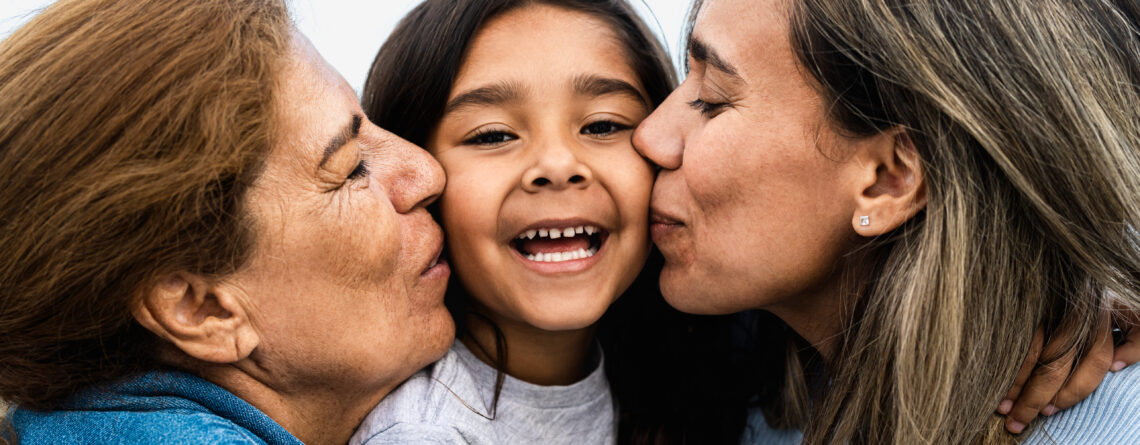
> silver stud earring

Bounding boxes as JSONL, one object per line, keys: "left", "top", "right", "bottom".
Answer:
{"left": 859, "top": 215, "right": 870, "bottom": 226}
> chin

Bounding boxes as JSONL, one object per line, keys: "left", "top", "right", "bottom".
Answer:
{"left": 658, "top": 267, "right": 732, "bottom": 315}
{"left": 418, "top": 307, "right": 458, "bottom": 363}
{"left": 526, "top": 305, "right": 608, "bottom": 332}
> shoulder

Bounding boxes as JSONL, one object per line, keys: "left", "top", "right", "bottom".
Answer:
{"left": 1027, "top": 363, "right": 1140, "bottom": 444}
{"left": 11, "top": 405, "right": 266, "bottom": 444}
{"left": 10, "top": 370, "right": 299, "bottom": 445}
{"left": 352, "top": 345, "right": 494, "bottom": 444}
{"left": 350, "top": 422, "right": 471, "bottom": 445}
{"left": 740, "top": 406, "right": 802, "bottom": 445}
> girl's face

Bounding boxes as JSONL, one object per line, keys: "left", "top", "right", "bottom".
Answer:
{"left": 427, "top": 4, "right": 654, "bottom": 331}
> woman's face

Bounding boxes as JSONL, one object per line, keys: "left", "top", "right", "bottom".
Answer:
{"left": 227, "top": 34, "right": 453, "bottom": 395}
{"left": 633, "top": 0, "right": 859, "bottom": 315}
{"left": 427, "top": 4, "right": 654, "bottom": 331}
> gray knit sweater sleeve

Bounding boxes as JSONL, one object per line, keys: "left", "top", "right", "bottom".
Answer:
{"left": 1023, "top": 362, "right": 1140, "bottom": 444}
{"left": 740, "top": 364, "right": 1140, "bottom": 444}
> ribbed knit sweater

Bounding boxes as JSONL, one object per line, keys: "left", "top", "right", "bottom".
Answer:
{"left": 741, "top": 363, "right": 1140, "bottom": 444}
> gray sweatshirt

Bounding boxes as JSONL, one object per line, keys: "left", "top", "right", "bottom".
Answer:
{"left": 351, "top": 340, "right": 616, "bottom": 445}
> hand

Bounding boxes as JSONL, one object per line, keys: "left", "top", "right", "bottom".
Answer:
{"left": 997, "top": 315, "right": 1113, "bottom": 434}
{"left": 1111, "top": 306, "right": 1140, "bottom": 372}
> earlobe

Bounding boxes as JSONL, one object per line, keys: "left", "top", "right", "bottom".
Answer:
{"left": 132, "top": 274, "right": 258, "bottom": 364}
{"left": 851, "top": 128, "right": 927, "bottom": 236}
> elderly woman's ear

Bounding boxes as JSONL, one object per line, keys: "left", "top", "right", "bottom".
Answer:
{"left": 849, "top": 128, "right": 927, "bottom": 236}
{"left": 132, "top": 274, "right": 259, "bottom": 364}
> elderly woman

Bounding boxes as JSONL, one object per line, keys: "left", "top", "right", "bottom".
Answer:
{"left": 0, "top": 0, "right": 452, "bottom": 443}
{"left": 635, "top": 0, "right": 1140, "bottom": 443}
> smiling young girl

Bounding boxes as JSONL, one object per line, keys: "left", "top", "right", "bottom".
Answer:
{"left": 346, "top": 0, "right": 704, "bottom": 443}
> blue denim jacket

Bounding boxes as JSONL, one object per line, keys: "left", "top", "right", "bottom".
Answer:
{"left": 7, "top": 369, "right": 302, "bottom": 444}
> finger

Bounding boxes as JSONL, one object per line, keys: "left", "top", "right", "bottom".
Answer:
{"left": 1005, "top": 330, "right": 1077, "bottom": 434}
{"left": 1112, "top": 309, "right": 1140, "bottom": 371}
{"left": 1051, "top": 314, "right": 1112, "bottom": 411}
{"left": 999, "top": 328, "right": 1043, "bottom": 416}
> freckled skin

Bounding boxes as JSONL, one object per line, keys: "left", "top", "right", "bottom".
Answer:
{"left": 633, "top": 0, "right": 860, "bottom": 322}
{"left": 226, "top": 34, "right": 453, "bottom": 405}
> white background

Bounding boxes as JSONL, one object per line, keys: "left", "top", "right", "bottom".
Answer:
{"left": 0, "top": 0, "right": 694, "bottom": 94}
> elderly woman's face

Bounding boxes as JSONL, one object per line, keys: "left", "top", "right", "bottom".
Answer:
{"left": 227, "top": 35, "right": 453, "bottom": 394}
{"left": 633, "top": 0, "right": 860, "bottom": 315}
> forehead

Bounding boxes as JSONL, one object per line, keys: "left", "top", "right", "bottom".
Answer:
{"left": 451, "top": 4, "right": 639, "bottom": 92}
{"left": 693, "top": 0, "right": 790, "bottom": 76}
{"left": 272, "top": 32, "right": 359, "bottom": 152}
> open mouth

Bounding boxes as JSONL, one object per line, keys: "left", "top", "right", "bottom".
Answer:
{"left": 510, "top": 224, "right": 608, "bottom": 263}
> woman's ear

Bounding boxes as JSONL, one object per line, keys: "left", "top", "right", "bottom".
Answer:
{"left": 132, "top": 273, "right": 259, "bottom": 363}
{"left": 850, "top": 127, "right": 927, "bottom": 236}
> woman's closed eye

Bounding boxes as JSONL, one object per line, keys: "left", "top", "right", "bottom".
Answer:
{"left": 688, "top": 98, "right": 729, "bottom": 118}
{"left": 581, "top": 120, "right": 632, "bottom": 137}
{"left": 347, "top": 159, "right": 369, "bottom": 180}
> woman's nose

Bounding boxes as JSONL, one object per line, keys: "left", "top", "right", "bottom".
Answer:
{"left": 633, "top": 87, "right": 689, "bottom": 171}
{"left": 520, "top": 137, "right": 594, "bottom": 192}
{"left": 383, "top": 130, "right": 445, "bottom": 213}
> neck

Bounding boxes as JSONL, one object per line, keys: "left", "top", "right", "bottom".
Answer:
{"left": 461, "top": 311, "right": 597, "bottom": 386}
{"left": 765, "top": 254, "right": 867, "bottom": 363}
{"left": 198, "top": 365, "right": 391, "bottom": 445}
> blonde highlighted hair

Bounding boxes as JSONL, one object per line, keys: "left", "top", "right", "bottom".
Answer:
{"left": 752, "top": 0, "right": 1140, "bottom": 443}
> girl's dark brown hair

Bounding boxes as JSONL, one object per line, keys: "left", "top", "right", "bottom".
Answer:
{"left": 362, "top": 1, "right": 763, "bottom": 443}
{"left": 0, "top": 0, "right": 289, "bottom": 413}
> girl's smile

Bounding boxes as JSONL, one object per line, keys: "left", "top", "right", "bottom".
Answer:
{"left": 427, "top": 3, "right": 654, "bottom": 332}
{"left": 510, "top": 219, "right": 608, "bottom": 271}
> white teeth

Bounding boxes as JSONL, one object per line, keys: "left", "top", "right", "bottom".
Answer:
{"left": 515, "top": 224, "right": 603, "bottom": 252}
{"left": 518, "top": 225, "right": 600, "bottom": 240}
{"left": 525, "top": 246, "right": 600, "bottom": 263}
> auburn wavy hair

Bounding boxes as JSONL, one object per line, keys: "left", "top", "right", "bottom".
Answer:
{"left": 0, "top": 0, "right": 290, "bottom": 411}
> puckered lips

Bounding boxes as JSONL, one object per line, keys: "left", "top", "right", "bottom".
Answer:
{"left": 508, "top": 219, "right": 609, "bottom": 274}
{"left": 419, "top": 224, "right": 450, "bottom": 281}
{"left": 649, "top": 208, "right": 684, "bottom": 242}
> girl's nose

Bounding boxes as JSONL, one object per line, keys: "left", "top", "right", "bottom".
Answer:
{"left": 521, "top": 138, "right": 594, "bottom": 192}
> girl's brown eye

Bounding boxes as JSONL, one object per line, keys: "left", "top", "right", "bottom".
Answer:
{"left": 464, "top": 130, "right": 516, "bottom": 146}
{"left": 582, "top": 121, "right": 630, "bottom": 136}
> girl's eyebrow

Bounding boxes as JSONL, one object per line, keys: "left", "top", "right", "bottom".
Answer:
{"left": 444, "top": 81, "right": 528, "bottom": 114}
{"left": 572, "top": 74, "right": 648, "bottom": 107}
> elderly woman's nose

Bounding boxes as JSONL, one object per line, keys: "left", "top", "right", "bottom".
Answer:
{"left": 388, "top": 137, "right": 446, "bottom": 213}
{"left": 632, "top": 88, "right": 689, "bottom": 171}
{"left": 520, "top": 137, "right": 594, "bottom": 192}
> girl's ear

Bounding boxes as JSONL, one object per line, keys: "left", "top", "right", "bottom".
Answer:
{"left": 849, "top": 127, "right": 927, "bottom": 236}
{"left": 132, "top": 273, "right": 259, "bottom": 364}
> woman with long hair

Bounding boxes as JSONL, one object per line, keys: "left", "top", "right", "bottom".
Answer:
{"left": 634, "top": 0, "right": 1140, "bottom": 443}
